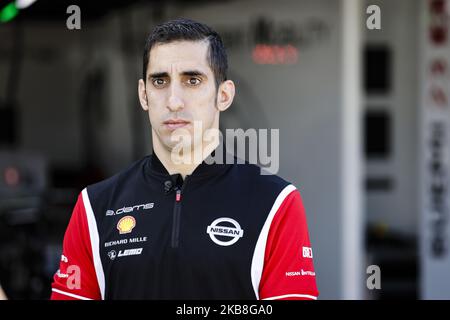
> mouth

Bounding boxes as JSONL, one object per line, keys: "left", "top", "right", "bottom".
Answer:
{"left": 163, "top": 119, "right": 191, "bottom": 130}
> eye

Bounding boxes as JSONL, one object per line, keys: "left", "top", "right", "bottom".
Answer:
{"left": 187, "top": 77, "right": 201, "bottom": 86}
{"left": 152, "top": 78, "right": 167, "bottom": 88}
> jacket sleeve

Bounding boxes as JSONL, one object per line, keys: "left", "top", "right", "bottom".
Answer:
{"left": 50, "top": 192, "right": 102, "bottom": 300}
{"left": 258, "top": 188, "right": 319, "bottom": 300}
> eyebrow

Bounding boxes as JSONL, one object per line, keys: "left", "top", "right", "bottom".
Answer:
{"left": 148, "top": 70, "right": 207, "bottom": 80}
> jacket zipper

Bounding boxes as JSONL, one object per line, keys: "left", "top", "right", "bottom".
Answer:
{"left": 171, "top": 177, "right": 188, "bottom": 248}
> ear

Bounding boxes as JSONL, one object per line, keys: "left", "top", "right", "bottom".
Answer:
{"left": 138, "top": 79, "right": 149, "bottom": 111}
{"left": 216, "top": 80, "right": 235, "bottom": 112}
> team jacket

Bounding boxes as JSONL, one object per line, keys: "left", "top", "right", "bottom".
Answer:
{"left": 50, "top": 152, "right": 319, "bottom": 300}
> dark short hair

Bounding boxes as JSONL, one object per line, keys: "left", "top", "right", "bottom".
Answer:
{"left": 142, "top": 18, "right": 228, "bottom": 88}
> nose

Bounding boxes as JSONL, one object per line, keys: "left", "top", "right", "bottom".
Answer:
{"left": 167, "top": 83, "right": 184, "bottom": 112}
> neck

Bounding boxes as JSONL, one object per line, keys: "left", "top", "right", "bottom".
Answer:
{"left": 152, "top": 130, "right": 220, "bottom": 180}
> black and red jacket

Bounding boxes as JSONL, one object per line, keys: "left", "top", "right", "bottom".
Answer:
{"left": 51, "top": 152, "right": 319, "bottom": 300}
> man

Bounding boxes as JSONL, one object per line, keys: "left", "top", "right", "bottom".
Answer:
{"left": 51, "top": 18, "right": 318, "bottom": 300}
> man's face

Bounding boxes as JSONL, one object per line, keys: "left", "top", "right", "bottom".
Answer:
{"left": 139, "top": 40, "right": 221, "bottom": 154}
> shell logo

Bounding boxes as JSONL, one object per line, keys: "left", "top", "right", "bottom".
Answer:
{"left": 117, "top": 216, "right": 136, "bottom": 234}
